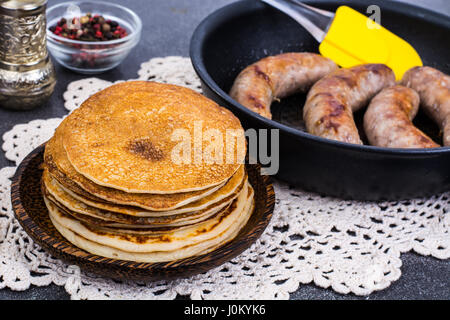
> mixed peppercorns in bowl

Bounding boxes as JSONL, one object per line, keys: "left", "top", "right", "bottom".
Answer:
{"left": 46, "top": 1, "right": 141, "bottom": 74}
{"left": 49, "top": 13, "right": 128, "bottom": 41}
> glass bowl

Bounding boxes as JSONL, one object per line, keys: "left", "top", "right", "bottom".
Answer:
{"left": 46, "top": 1, "right": 142, "bottom": 74}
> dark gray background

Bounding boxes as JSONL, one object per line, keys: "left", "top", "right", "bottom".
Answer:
{"left": 0, "top": 0, "right": 449, "bottom": 300}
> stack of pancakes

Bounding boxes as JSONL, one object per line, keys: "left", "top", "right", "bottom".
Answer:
{"left": 42, "top": 81, "right": 253, "bottom": 263}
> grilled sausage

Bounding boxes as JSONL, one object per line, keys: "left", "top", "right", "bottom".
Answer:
{"left": 364, "top": 85, "right": 439, "bottom": 148}
{"left": 401, "top": 66, "right": 450, "bottom": 146}
{"left": 229, "top": 52, "right": 338, "bottom": 119}
{"left": 303, "top": 64, "right": 396, "bottom": 144}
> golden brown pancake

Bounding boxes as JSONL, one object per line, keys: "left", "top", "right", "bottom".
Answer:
{"left": 45, "top": 140, "right": 246, "bottom": 215}
{"left": 44, "top": 125, "right": 234, "bottom": 212}
{"left": 54, "top": 171, "right": 246, "bottom": 216}
{"left": 47, "top": 181, "right": 253, "bottom": 253}
{"left": 42, "top": 169, "right": 241, "bottom": 228}
{"left": 44, "top": 194, "right": 232, "bottom": 233}
{"left": 49, "top": 195, "right": 254, "bottom": 263}
{"left": 61, "top": 81, "right": 245, "bottom": 193}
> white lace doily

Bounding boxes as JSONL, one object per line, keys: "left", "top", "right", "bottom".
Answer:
{"left": 1, "top": 56, "right": 449, "bottom": 299}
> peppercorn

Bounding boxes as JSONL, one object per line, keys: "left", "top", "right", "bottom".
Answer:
{"left": 101, "top": 23, "right": 109, "bottom": 32}
{"left": 80, "top": 15, "right": 89, "bottom": 24}
{"left": 58, "top": 18, "right": 66, "bottom": 26}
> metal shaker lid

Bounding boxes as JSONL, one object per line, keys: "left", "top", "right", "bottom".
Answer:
{"left": 0, "top": 0, "right": 47, "bottom": 11}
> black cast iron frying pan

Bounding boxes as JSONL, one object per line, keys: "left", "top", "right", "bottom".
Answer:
{"left": 190, "top": 0, "right": 450, "bottom": 200}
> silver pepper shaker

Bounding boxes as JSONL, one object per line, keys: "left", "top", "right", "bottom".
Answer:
{"left": 0, "top": 0, "right": 56, "bottom": 110}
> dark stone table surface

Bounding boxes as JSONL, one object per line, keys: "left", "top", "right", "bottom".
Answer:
{"left": 0, "top": 0, "right": 448, "bottom": 300}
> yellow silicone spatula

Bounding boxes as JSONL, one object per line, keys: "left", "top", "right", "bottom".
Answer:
{"left": 261, "top": 0, "right": 422, "bottom": 80}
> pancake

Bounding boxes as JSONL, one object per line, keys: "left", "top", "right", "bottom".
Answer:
{"left": 47, "top": 181, "right": 251, "bottom": 253}
{"left": 42, "top": 170, "right": 239, "bottom": 228}
{"left": 45, "top": 155, "right": 246, "bottom": 216}
{"left": 44, "top": 194, "right": 232, "bottom": 233}
{"left": 43, "top": 186, "right": 233, "bottom": 229}
{"left": 57, "top": 173, "right": 245, "bottom": 217}
{"left": 44, "top": 125, "right": 234, "bottom": 212}
{"left": 49, "top": 194, "right": 254, "bottom": 262}
{"left": 61, "top": 81, "right": 245, "bottom": 194}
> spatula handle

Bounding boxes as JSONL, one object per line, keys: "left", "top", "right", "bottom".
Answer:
{"left": 261, "top": 0, "right": 334, "bottom": 42}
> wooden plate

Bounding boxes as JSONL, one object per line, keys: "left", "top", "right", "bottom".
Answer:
{"left": 11, "top": 144, "right": 275, "bottom": 281}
